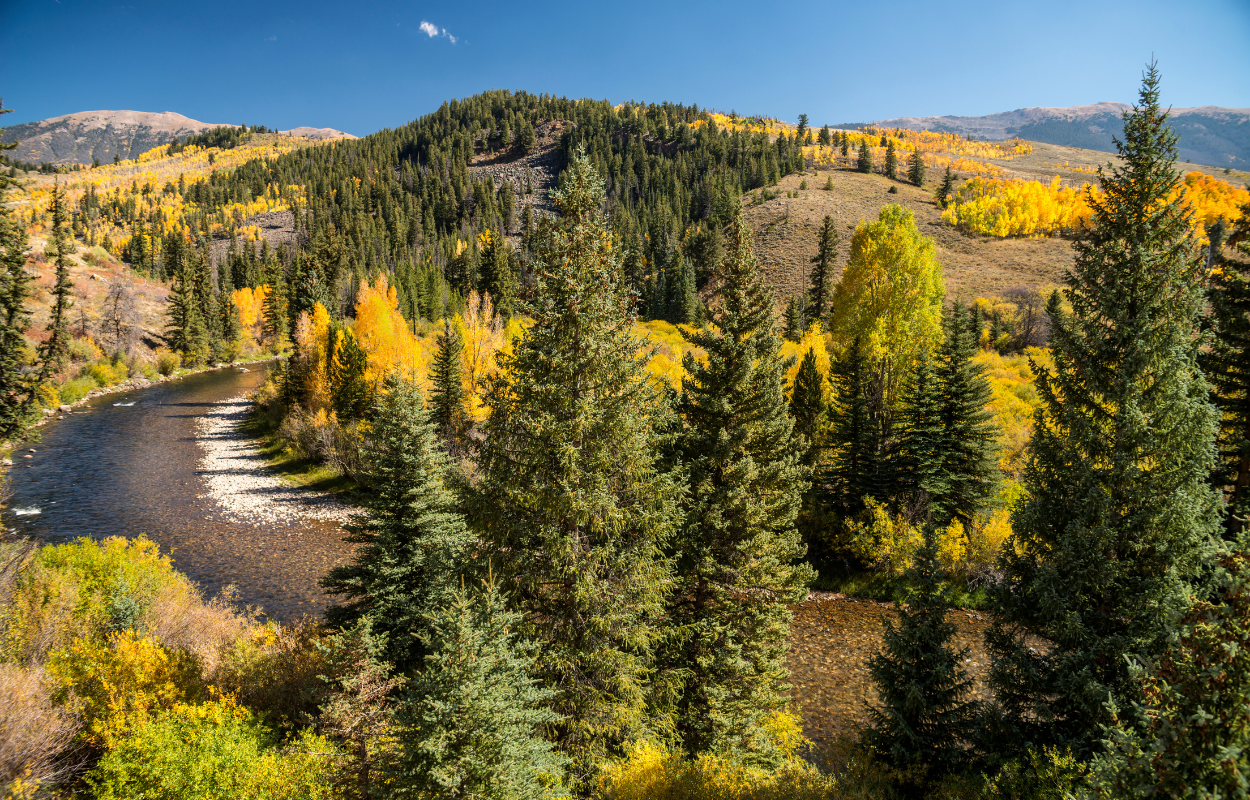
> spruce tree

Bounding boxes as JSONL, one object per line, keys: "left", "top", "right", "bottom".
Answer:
{"left": 867, "top": 525, "right": 976, "bottom": 799}
{"left": 930, "top": 306, "right": 999, "bottom": 527}
{"left": 666, "top": 209, "right": 814, "bottom": 763}
{"left": 907, "top": 148, "right": 925, "bottom": 187}
{"left": 857, "top": 140, "right": 873, "bottom": 173}
{"left": 261, "top": 260, "right": 289, "bottom": 348}
{"left": 480, "top": 229, "right": 517, "bottom": 320}
{"left": 391, "top": 578, "right": 566, "bottom": 799}
{"left": 321, "top": 373, "right": 472, "bottom": 674}
{"left": 884, "top": 140, "right": 898, "bottom": 180}
{"left": 330, "top": 327, "right": 370, "bottom": 422}
{"left": 1203, "top": 204, "right": 1250, "bottom": 538}
{"left": 809, "top": 214, "right": 839, "bottom": 322}
{"left": 936, "top": 167, "right": 956, "bottom": 209}
{"left": 783, "top": 296, "right": 803, "bottom": 342}
{"left": 0, "top": 101, "right": 36, "bottom": 441}
{"left": 986, "top": 63, "right": 1224, "bottom": 757}
{"left": 824, "top": 337, "right": 893, "bottom": 520}
{"left": 790, "top": 347, "right": 825, "bottom": 468}
{"left": 429, "top": 318, "right": 469, "bottom": 452}
{"left": 841, "top": 132, "right": 850, "bottom": 159}
{"left": 469, "top": 149, "right": 680, "bottom": 789}
{"left": 38, "top": 183, "right": 74, "bottom": 374}
{"left": 895, "top": 352, "right": 947, "bottom": 516}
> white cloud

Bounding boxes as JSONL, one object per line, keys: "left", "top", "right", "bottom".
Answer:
{"left": 419, "top": 20, "right": 457, "bottom": 44}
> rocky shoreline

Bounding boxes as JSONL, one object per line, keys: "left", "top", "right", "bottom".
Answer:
{"left": 195, "top": 395, "right": 355, "bottom": 527}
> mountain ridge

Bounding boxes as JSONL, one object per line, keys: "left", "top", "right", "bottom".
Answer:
{"left": 841, "top": 103, "right": 1250, "bottom": 169}
{"left": 0, "top": 109, "right": 357, "bottom": 166}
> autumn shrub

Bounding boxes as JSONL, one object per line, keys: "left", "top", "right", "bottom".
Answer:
{"left": 0, "top": 536, "right": 194, "bottom": 665}
{"left": 841, "top": 499, "right": 1013, "bottom": 582}
{"left": 600, "top": 714, "right": 838, "bottom": 800}
{"left": 0, "top": 664, "right": 82, "bottom": 799}
{"left": 154, "top": 348, "right": 179, "bottom": 376}
{"left": 56, "top": 376, "right": 97, "bottom": 405}
{"left": 213, "top": 620, "right": 330, "bottom": 731}
{"left": 83, "top": 361, "right": 126, "bottom": 388}
{"left": 47, "top": 630, "right": 202, "bottom": 748}
{"left": 67, "top": 337, "right": 103, "bottom": 364}
{"left": 86, "top": 700, "right": 338, "bottom": 800}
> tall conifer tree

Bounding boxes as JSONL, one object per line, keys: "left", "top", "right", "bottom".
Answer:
{"left": 322, "top": 373, "right": 471, "bottom": 674}
{"left": 0, "top": 101, "right": 36, "bottom": 441}
{"left": 429, "top": 318, "right": 469, "bottom": 452}
{"left": 38, "top": 184, "right": 74, "bottom": 374}
{"left": 857, "top": 141, "right": 873, "bottom": 173}
{"left": 666, "top": 209, "right": 814, "bottom": 762}
{"left": 809, "top": 215, "right": 839, "bottom": 323}
{"left": 907, "top": 148, "right": 925, "bottom": 187}
{"left": 986, "top": 64, "right": 1223, "bottom": 757}
{"left": 470, "top": 149, "right": 680, "bottom": 790}
{"left": 884, "top": 140, "right": 898, "bottom": 180}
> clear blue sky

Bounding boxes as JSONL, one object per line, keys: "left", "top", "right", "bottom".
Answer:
{"left": 3, "top": 0, "right": 1248, "bottom": 135}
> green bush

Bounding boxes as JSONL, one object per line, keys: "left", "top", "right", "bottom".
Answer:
{"left": 68, "top": 337, "right": 103, "bottom": 363}
{"left": 56, "top": 376, "right": 98, "bottom": 405}
{"left": 155, "top": 349, "right": 180, "bottom": 377}
{"left": 84, "top": 362, "right": 126, "bottom": 388}
{"left": 87, "top": 700, "right": 338, "bottom": 800}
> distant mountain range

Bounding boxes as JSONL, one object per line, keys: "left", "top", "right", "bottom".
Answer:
{"left": 0, "top": 110, "right": 356, "bottom": 165}
{"left": 839, "top": 103, "right": 1250, "bottom": 169}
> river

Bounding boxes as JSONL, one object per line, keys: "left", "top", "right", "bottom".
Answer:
{"left": 2, "top": 365, "right": 354, "bottom": 620}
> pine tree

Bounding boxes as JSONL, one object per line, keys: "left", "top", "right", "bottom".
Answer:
{"left": 669, "top": 252, "right": 697, "bottom": 325}
{"left": 818, "top": 125, "right": 831, "bottom": 146}
{"left": 986, "top": 63, "right": 1224, "bottom": 758}
{"left": 857, "top": 140, "right": 873, "bottom": 173}
{"left": 809, "top": 215, "right": 839, "bottom": 322}
{"left": 429, "top": 318, "right": 469, "bottom": 451}
{"left": 884, "top": 140, "right": 898, "bottom": 180}
{"left": 790, "top": 347, "right": 825, "bottom": 467}
{"left": 218, "top": 253, "right": 240, "bottom": 359}
{"left": 261, "top": 259, "right": 289, "bottom": 349}
{"left": 841, "top": 132, "right": 850, "bottom": 159}
{"left": 783, "top": 297, "right": 803, "bottom": 342}
{"left": 480, "top": 229, "right": 517, "bottom": 319}
{"left": 0, "top": 100, "right": 36, "bottom": 441}
{"left": 936, "top": 167, "right": 956, "bottom": 209}
{"left": 867, "top": 525, "right": 976, "bottom": 799}
{"left": 907, "top": 148, "right": 925, "bottom": 187}
{"left": 666, "top": 209, "right": 814, "bottom": 762}
{"left": 1203, "top": 205, "right": 1250, "bottom": 538}
{"left": 321, "top": 373, "right": 472, "bottom": 674}
{"left": 930, "top": 306, "right": 999, "bottom": 526}
{"left": 824, "top": 337, "right": 893, "bottom": 519}
{"left": 469, "top": 148, "right": 680, "bottom": 789}
{"left": 895, "top": 352, "right": 947, "bottom": 516}
{"left": 38, "top": 183, "right": 74, "bottom": 374}
{"left": 391, "top": 578, "right": 567, "bottom": 799}
{"left": 330, "top": 327, "right": 370, "bottom": 422}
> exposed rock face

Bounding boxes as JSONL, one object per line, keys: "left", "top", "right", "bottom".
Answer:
{"left": 857, "top": 104, "right": 1250, "bottom": 169}
{"left": 1, "top": 110, "right": 356, "bottom": 165}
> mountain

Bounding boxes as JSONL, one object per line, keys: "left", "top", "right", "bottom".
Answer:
{"left": 847, "top": 103, "right": 1250, "bottom": 169}
{"left": 0, "top": 110, "right": 356, "bottom": 165}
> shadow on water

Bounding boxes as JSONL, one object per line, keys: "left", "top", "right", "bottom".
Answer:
{"left": 2, "top": 365, "right": 354, "bottom": 621}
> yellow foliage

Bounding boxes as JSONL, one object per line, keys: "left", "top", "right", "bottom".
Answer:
{"left": 453, "top": 291, "right": 506, "bottom": 419}
{"left": 973, "top": 347, "right": 1050, "bottom": 478}
{"left": 632, "top": 318, "right": 704, "bottom": 389}
{"left": 843, "top": 498, "right": 1012, "bottom": 578}
{"left": 599, "top": 712, "right": 837, "bottom": 800}
{"left": 292, "top": 303, "right": 333, "bottom": 413}
{"left": 353, "top": 273, "right": 428, "bottom": 391}
{"left": 780, "top": 321, "right": 832, "bottom": 391}
{"left": 48, "top": 630, "right": 200, "bottom": 748}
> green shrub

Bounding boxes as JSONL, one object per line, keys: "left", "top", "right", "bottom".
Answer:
{"left": 154, "top": 349, "right": 180, "bottom": 376}
{"left": 84, "top": 362, "right": 126, "bottom": 388}
{"left": 68, "top": 337, "right": 103, "bottom": 363}
{"left": 1, "top": 537, "right": 190, "bottom": 663}
{"left": 87, "top": 700, "right": 338, "bottom": 800}
{"left": 55, "top": 376, "right": 98, "bottom": 405}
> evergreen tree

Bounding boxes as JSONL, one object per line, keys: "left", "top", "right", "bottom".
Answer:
{"left": 391, "top": 578, "right": 567, "bottom": 799}
{"left": 321, "top": 373, "right": 472, "bottom": 674}
{"left": 0, "top": 100, "right": 36, "bottom": 441}
{"left": 789, "top": 347, "right": 825, "bottom": 467}
{"left": 38, "top": 183, "right": 74, "bottom": 374}
{"left": 429, "top": 318, "right": 469, "bottom": 451}
{"left": 218, "top": 255, "right": 240, "bottom": 358}
{"left": 1203, "top": 205, "right": 1250, "bottom": 538}
{"left": 783, "top": 297, "right": 804, "bottom": 342}
{"left": 668, "top": 252, "right": 698, "bottom": 325}
{"left": 936, "top": 167, "right": 956, "bottom": 209}
{"left": 824, "top": 337, "right": 893, "bottom": 519}
{"left": 480, "top": 229, "right": 517, "bottom": 319}
{"left": 867, "top": 525, "right": 976, "bottom": 799}
{"left": 1086, "top": 546, "right": 1250, "bottom": 800}
{"left": 666, "top": 209, "right": 814, "bottom": 762}
{"left": 986, "top": 64, "right": 1224, "bottom": 758}
{"left": 164, "top": 238, "right": 209, "bottom": 363}
{"left": 330, "top": 327, "right": 370, "bottom": 422}
{"left": 907, "top": 148, "right": 925, "bottom": 187}
{"left": 857, "top": 140, "right": 873, "bottom": 173}
{"left": 930, "top": 306, "right": 999, "bottom": 526}
{"left": 884, "top": 140, "right": 898, "bottom": 180}
{"left": 470, "top": 149, "right": 680, "bottom": 789}
{"left": 895, "top": 353, "right": 947, "bottom": 516}
{"left": 261, "top": 260, "right": 289, "bottom": 348}
{"left": 841, "top": 132, "right": 850, "bottom": 158}
{"left": 809, "top": 215, "right": 839, "bottom": 322}
{"left": 818, "top": 125, "right": 831, "bottom": 146}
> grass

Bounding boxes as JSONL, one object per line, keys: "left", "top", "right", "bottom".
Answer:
{"left": 811, "top": 565, "right": 991, "bottom": 611}
{"left": 238, "top": 406, "right": 362, "bottom": 499}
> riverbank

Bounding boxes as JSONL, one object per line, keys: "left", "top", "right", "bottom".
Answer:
{"left": 195, "top": 395, "right": 355, "bottom": 527}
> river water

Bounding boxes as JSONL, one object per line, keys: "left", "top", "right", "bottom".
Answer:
{"left": 2, "top": 365, "right": 354, "bottom": 620}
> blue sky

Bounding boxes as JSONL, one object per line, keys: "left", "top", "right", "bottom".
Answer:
{"left": 2, "top": 0, "right": 1248, "bottom": 135}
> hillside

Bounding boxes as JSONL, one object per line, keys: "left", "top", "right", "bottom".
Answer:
{"left": 0, "top": 110, "right": 356, "bottom": 166}
{"left": 855, "top": 103, "right": 1250, "bottom": 169}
